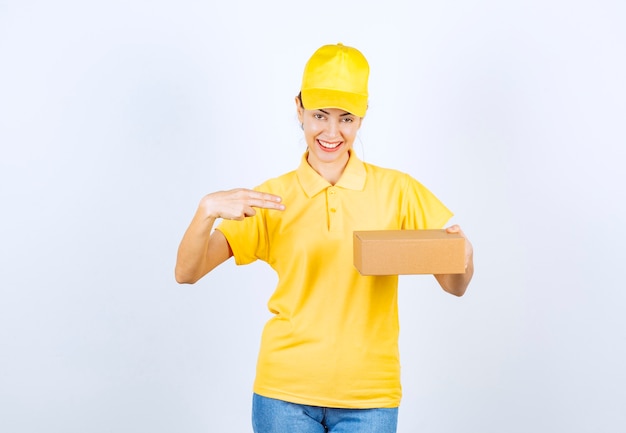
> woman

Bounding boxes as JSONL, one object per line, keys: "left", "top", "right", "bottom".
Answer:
{"left": 175, "top": 43, "right": 474, "bottom": 433}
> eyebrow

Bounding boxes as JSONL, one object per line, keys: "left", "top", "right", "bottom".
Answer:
{"left": 318, "top": 109, "right": 353, "bottom": 116}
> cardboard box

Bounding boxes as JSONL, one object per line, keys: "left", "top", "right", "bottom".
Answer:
{"left": 353, "top": 230, "right": 466, "bottom": 276}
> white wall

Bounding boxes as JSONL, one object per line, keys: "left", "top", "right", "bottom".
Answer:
{"left": 1, "top": 1, "right": 625, "bottom": 432}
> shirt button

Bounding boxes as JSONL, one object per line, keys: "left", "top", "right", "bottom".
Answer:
{"left": 330, "top": 208, "right": 336, "bottom": 213}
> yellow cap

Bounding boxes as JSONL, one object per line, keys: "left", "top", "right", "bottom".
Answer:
{"left": 300, "top": 43, "right": 369, "bottom": 117}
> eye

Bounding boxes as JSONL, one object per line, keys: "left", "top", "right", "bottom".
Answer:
{"left": 313, "top": 113, "right": 325, "bottom": 120}
{"left": 341, "top": 117, "right": 355, "bottom": 123}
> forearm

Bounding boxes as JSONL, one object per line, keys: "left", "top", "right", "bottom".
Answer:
{"left": 175, "top": 209, "right": 217, "bottom": 284}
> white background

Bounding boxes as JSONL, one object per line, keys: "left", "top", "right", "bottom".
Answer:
{"left": 1, "top": 1, "right": 625, "bottom": 432}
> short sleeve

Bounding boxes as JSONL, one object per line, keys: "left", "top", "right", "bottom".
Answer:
{"left": 215, "top": 192, "right": 270, "bottom": 266}
{"left": 400, "top": 174, "right": 454, "bottom": 230}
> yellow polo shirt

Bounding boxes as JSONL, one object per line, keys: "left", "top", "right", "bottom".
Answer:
{"left": 217, "top": 151, "right": 452, "bottom": 409}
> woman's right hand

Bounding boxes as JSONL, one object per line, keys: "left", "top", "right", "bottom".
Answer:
{"left": 200, "top": 188, "right": 285, "bottom": 221}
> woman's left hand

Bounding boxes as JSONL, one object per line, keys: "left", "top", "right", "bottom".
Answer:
{"left": 433, "top": 224, "right": 474, "bottom": 295}
{"left": 445, "top": 224, "right": 473, "bottom": 271}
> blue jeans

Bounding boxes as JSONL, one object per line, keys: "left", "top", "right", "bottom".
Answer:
{"left": 252, "top": 393, "right": 398, "bottom": 433}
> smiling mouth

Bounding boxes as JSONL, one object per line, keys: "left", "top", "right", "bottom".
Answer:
{"left": 318, "top": 139, "right": 342, "bottom": 150}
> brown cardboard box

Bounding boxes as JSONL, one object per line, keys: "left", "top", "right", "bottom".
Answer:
{"left": 353, "top": 230, "right": 466, "bottom": 275}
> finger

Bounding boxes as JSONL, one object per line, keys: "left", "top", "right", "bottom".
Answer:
{"left": 248, "top": 198, "right": 286, "bottom": 211}
{"left": 234, "top": 190, "right": 285, "bottom": 210}
{"left": 226, "top": 212, "right": 246, "bottom": 221}
{"left": 244, "top": 190, "right": 285, "bottom": 210}
{"left": 226, "top": 208, "right": 255, "bottom": 221}
{"left": 246, "top": 190, "right": 284, "bottom": 204}
{"left": 445, "top": 224, "right": 461, "bottom": 233}
{"left": 227, "top": 189, "right": 285, "bottom": 212}
{"left": 243, "top": 206, "right": 257, "bottom": 218}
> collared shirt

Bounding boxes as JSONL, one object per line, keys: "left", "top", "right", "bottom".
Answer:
{"left": 217, "top": 151, "right": 452, "bottom": 408}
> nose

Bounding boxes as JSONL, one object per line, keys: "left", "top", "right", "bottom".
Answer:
{"left": 327, "top": 118, "right": 340, "bottom": 137}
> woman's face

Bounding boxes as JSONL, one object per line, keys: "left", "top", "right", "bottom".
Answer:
{"left": 296, "top": 99, "right": 362, "bottom": 177}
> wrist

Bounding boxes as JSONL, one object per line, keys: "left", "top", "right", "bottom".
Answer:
{"left": 198, "top": 195, "right": 221, "bottom": 220}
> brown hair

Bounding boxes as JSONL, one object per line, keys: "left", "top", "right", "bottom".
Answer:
{"left": 296, "top": 92, "right": 304, "bottom": 109}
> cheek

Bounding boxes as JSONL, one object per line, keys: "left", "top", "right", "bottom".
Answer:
{"left": 341, "top": 125, "right": 360, "bottom": 141}
{"left": 303, "top": 122, "right": 321, "bottom": 137}
{"left": 303, "top": 127, "right": 318, "bottom": 146}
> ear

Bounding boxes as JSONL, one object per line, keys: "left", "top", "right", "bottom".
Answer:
{"left": 295, "top": 96, "right": 304, "bottom": 124}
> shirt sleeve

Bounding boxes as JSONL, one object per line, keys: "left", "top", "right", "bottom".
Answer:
{"left": 400, "top": 174, "right": 454, "bottom": 230}
{"left": 215, "top": 188, "right": 270, "bottom": 266}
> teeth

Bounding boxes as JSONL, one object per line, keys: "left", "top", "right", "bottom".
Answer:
{"left": 319, "top": 140, "right": 341, "bottom": 149}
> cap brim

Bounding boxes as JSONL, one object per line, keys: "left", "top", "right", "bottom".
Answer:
{"left": 301, "top": 88, "right": 368, "bottom": 117}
